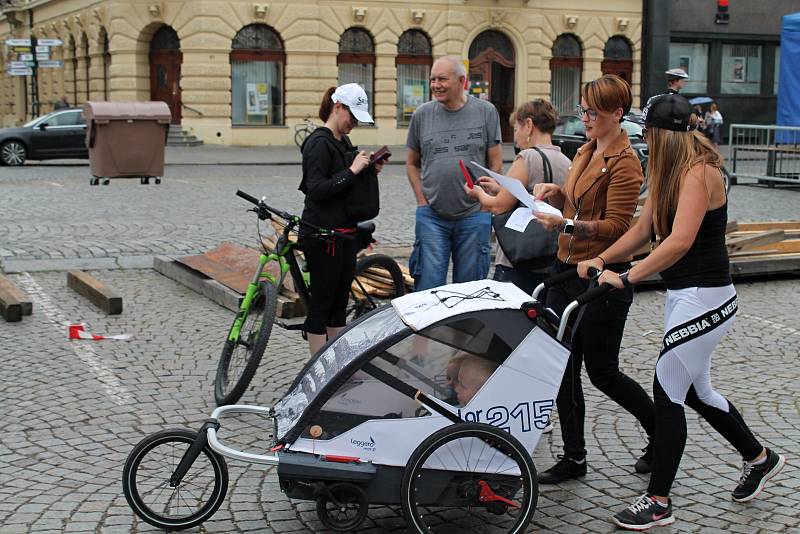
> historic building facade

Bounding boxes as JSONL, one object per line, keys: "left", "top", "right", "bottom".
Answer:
{"left": 0, "top": 0, "right": 643, "bottom": 146}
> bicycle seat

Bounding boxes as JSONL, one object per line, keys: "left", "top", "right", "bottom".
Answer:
{"left": 357, "top": 221, "right": 376, "bottom": 235}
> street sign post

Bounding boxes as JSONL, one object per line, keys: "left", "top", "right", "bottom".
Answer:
{"left": 5, "top": 35, "right": 63, "bottom": 117}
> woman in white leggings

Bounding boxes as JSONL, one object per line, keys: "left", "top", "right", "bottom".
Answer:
{"left": 577, "top": 93, "right": 785, "bottom": 531}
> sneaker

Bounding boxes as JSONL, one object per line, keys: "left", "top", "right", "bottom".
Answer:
{"left": 732, "top": 448, "right": 786, "bottom": 502}
{"left": 634, "top": 441, "right": 653, "bottom": 474}
{"left": 538, "top": 455, "right": 586, "bottom": 484}
{"left": 612, "top": 493, "right": 675, "bottom": 531}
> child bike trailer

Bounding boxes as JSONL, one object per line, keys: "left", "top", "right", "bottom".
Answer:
{"left": 123, "top": 277, "right": 600, "bottom": 533}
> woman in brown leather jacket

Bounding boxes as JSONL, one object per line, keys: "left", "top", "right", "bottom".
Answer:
{"left": 532, "top": 74, "right": 656, "bottom": 484}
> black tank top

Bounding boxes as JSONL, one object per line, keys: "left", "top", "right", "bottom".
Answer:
{"left": 659, "top": 202, "right": 732, "bottom": 289}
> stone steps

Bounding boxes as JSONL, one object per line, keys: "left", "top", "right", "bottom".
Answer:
{"left": 167, "top": 125, "right": 203, "bottom": 147}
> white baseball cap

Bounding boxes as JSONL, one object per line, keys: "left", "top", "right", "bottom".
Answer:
{"left": 331, "top": 83, "right": 374, "bottom": 123}
{"left": 665, "top": 68, "right": 689, "bottom": 80}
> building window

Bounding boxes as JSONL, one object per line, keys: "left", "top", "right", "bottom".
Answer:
{"left": 550, "top": 34, "right": 582, "bottom": 116}
{"left": 669, "top": 42, "right": 708, "bottom": 94}
{"left": 601, "top": 36, "right": 633, "bottom": 83}
{"left": 396, "top": 29, "right": 431, "bottom": 127}
{"left": 338, "top": 27, "right": 374, "bottom": 120}
{"left": 774, "top": 45, "right": 780, "bottom": 95}
{"left": 721, "top": 44, "right": 761, "bottom": 95}
{"left": 230, "top": 24, "right": 285, "bottom": 126}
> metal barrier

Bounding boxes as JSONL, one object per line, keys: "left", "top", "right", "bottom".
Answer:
{"left": 728, "top": 124, "right": 800, "bottom": 185}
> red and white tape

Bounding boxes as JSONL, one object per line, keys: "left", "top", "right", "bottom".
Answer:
{"left": 67, "top": 323, "right": 133, "bottom": 341}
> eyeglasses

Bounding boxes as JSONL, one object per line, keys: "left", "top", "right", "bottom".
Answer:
{"left": 576, "top": 104, "right": 599, "bottom": 120}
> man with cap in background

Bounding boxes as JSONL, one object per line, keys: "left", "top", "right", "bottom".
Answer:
{"left": 665, "top": 68, "right": 689, "bottom": 94}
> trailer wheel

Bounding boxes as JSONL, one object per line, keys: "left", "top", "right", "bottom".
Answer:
{"left": 316, "top": 482, "right": 369, "bottom": 531}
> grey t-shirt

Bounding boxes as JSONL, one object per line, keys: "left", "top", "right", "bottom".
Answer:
{"left": 406, "top": 97, "right": 502, "bottom": 219}
{"left": 495, "top": 145, "right": 572, "bottom": 269}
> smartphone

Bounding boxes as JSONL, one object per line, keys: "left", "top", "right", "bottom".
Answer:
{"left": 459, "top": 160, "right": 476, "bottom": 189}
{"left": 370, "top": 145, "right": 392, "bottom": 164}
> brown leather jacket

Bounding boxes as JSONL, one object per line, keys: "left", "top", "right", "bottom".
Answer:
{"left": 557, "top": 128, "right": 643, "bottom": 264}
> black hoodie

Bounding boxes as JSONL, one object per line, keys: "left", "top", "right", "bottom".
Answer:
{"left": 299, "top": 127, "right": 359, "bottom": 230}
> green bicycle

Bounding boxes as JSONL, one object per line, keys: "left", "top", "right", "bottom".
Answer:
{"left": 214, "top": 190, "right": 406, "bottom": 406}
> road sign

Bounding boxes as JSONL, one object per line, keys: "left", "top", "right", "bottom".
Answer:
{"left": 7, "top": 67, "right": 33, "bottom": 76}
{"left": 35, "top": 45, "right": 50, "bottom": 53}
{"left": 37, "top": 38, "right": 63, "bottom": 47}
{"left": 9, "top": 46, "right": 31, "bottom": 53}
{"left": 38, "top": 60, "right": 63, "bottom": 68}
{"left": 36, "top": 53, "right": 50, "bottom": 61}
{"left": 9, "top": 61, "right": 26, "bottom": 69}
{"left": 5, "top": 38, "right": 31, "bottom": 46}
{"left": 18, "top": 53, "right": 33, "bottom": 61}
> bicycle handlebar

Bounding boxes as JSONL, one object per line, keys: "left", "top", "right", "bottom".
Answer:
{"left": 236, "top": 189, "right": 354, "bottom": 240}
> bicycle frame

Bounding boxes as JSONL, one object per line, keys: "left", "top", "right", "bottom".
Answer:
{"left": 227, "top": 222, "right": 311, "bottom": 342}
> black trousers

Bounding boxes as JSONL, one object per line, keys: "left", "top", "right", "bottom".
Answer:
{"left": 546, "top": 261, "right": 656, "bottom": 460}
{"left": 300, "top": 234, "right": 357, "bottom": 335}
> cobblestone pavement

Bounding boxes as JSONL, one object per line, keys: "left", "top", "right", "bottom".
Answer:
{"left": 0, "top": 162, "right": 798, "bottom": 533}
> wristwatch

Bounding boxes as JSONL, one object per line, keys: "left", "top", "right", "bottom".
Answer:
{"left": 562, "top": 218, "right": 575, "bottom": 235}
{"left": 619, "top": 270, "right": 633, "bottom": 288}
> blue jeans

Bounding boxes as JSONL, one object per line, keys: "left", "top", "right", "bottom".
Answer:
{"left": 409, "top": 205, "right": 492, "bottom": 291}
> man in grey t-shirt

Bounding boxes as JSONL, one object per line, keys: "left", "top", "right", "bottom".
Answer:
{"left": 406, "top": 56, "right": 503, "bottom": 291}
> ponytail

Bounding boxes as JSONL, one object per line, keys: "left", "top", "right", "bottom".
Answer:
{"left": 318, "top": 87, "right": 336, "bottom": 122}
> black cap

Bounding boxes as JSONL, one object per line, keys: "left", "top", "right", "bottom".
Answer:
{"left": 626, "top": 93, "right": 695, "bottom": 132}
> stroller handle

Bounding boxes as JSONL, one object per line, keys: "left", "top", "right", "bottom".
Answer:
{"left": 557, "top": 280, "right": 614, "bottom": 341}
{"left": 532, "top": 266, "right": 601, "bottom": 300}
{"left": 206, "top": 404, "right": 280, "bottom": 466}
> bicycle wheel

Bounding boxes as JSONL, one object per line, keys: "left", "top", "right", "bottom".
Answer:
{"left": 401, "top": 423, "right": 537, "bottom": 534}
{"left": 295, "top": 127, "right": 310, "bottom": 148}
{"left": 215, "top": 281, "right": 277, "bottom": 405}
{"left": 122, "top": 429, "right": 228, "bottom": 531}
{"left": 347, "top": 254, "right": 406, "bottom": 322}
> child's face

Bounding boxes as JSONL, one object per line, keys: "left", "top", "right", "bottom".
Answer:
{"left": 445, "top": 362, "right": 460, "bottom": 389}
{"left": 455, "top": 367, "right": 482, "bottom": 406}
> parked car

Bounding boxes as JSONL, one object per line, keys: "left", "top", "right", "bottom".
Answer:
{"left": 0, "top": 108, "right": 88, "bottom": 166}
{"left": 552, "top": 112, "right": 730, "bottom": 193}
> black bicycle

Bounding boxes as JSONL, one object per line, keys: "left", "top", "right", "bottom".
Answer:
{"left": 214, "top": 190, "right": 406, "bottom": 406}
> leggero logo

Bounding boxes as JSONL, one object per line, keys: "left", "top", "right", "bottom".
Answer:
{"left": 350, "top": 436, "right": 376, "bottom": 451}
{"left": 456, "top": 400, "right": 554, "bottom": 434}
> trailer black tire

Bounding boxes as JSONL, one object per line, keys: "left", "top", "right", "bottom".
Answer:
{"left": 122, "top": 429, "right": 228, "bottom": 531}
{"left": 401, "top": 423, "right": 538, "bottom": 534}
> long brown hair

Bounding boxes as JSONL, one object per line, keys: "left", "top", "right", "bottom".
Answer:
{"left": 647, "top": 114, "right": 723, "bottom": 238}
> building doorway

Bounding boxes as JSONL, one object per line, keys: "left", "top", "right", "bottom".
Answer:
{"left": 468, "top": 30, "right": 515, "bottom": 142}
{"left": 149, "top": 26, "right": 182, "bottom": 124}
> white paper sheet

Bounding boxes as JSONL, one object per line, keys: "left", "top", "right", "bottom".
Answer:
{"left": 505, "top": 207, "right": 535, "bottom": 232}
{"left": 469, "top": 161, "right": 564, "bottom": 224}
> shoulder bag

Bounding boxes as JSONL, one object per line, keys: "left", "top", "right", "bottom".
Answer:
{"left": 491, "top": 147, "right": 559, "bottom": 270}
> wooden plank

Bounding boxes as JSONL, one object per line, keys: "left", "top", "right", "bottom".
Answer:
{"left": 154, "top": 256, "right": 242, "bottom": 312}
{"left": 737, "top": 221, "right": 800, "bottom": 232}
{"left": 0, "top": 275, "right": 23, "bottom": 322}
{"left": 66, "top": 271, "right": 123, "bottom": 315}
{"left": 725, "top": 230, "right": 786, "bottom": 254}
{"left": 726, "top": 220, "right": 739, "bottom": 234}
{"left": 744, "top": 239, "right": 800, "bottom": 254}
{"left": 0, "top": 274, "right": 31, "bottom": 316}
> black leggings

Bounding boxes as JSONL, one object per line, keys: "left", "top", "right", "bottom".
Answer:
{"left": 301, "top": 234, "right": 357, "bottom": 335}
{"left": 546, "top": 261, "right": 656, "bottom": 460}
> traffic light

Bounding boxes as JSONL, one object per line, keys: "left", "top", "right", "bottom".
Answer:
{"left": 715, "top": 0, "right": 730, "bottom": 25}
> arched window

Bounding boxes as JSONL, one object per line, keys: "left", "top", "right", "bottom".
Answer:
{"left": 100, "top": 28, "right": 111, "bottom": 101}
{"left": 550, "top": 34, "right": 583, "bottom": 115}
{"left": 396, "top": 29, "right": 432, "bottom": 126}
{"left": 80, "top": 33, "right": 90, "bottom": 102}
{"left": 69, "top": 36, "right": 77, "bottom": 106}
{"left": 602, "top": 36, "right": 633, "bottom": 83}
{"left": 230, "top": 24, "right": 285, "bottom": 126}
{"left": 338, "top": 27, "right": 375, "bottom": 120}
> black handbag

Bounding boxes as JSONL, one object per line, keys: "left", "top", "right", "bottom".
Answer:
{"left": 491, "top": 147, "right": 559, "bottom": 270}
{"left": 340, "top": 138, "right": 380, "bottom": 221}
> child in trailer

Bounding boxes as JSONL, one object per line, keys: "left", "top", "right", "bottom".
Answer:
{"left": 454, "top": 355, "right": 498, "bottom": 407}
{"left": 578, "top": 93, "right": 786, "bottom": 530}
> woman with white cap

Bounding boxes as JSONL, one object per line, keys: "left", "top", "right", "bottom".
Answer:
{"left": 578, "top": 93, "right": 785, "bottom": 530}
{"left": 298, "top": 83, "right": 381, "bottom": 355}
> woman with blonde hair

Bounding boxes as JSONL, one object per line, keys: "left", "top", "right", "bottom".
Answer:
{"left": 531, "top": 74, "right": 656, "bottom": 483}
{"left": 578, "top": 93, "right": 784, "bottom": 530}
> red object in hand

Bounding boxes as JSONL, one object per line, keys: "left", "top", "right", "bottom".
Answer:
{"left": 459, "top": 160, "right": 475, "bottom": 189}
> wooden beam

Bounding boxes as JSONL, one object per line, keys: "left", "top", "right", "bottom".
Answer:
{"left": 0, "top": 274, "right": 32, "bottom": 316}
{"left": 67, "top": 271, "right": 123, "bottom": 315}
{"left": 726, "top": 230, "right": 786, "bottom": 254}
